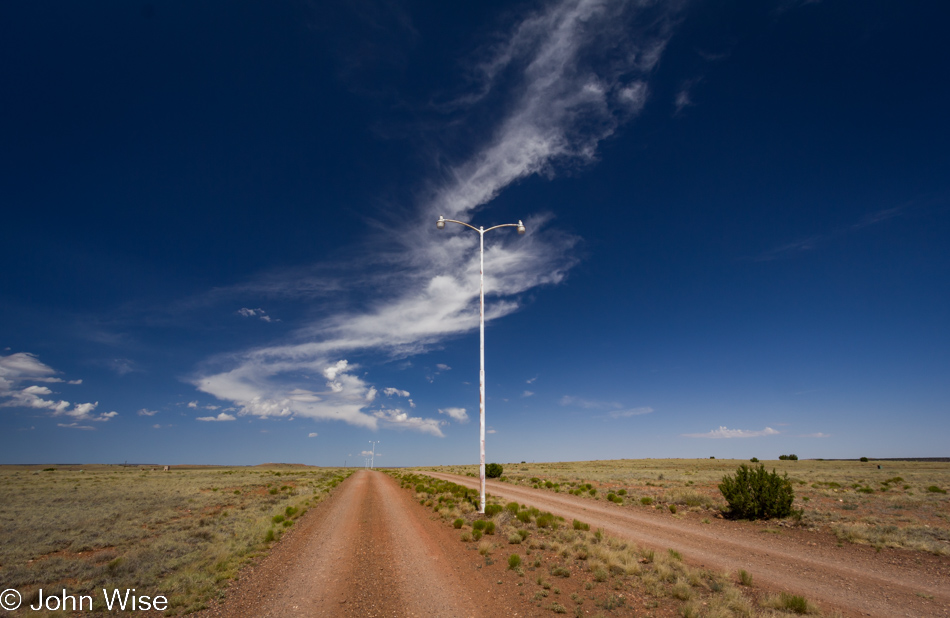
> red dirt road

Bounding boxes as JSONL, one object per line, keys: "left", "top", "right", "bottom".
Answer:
{"left": 198, "top": 470, "right": 529, "bottom": 617}
{"left": 427, "top": 472, "right": 950, "bottom": 617}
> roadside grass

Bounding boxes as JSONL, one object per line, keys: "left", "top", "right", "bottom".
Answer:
{"left": 0, "top": 465, "right": 351, "bottom": 615}
{"left": 416, "top": 459, "right": 950, "bottom": 555}
{"left": 389, "top": 470, "right": 842, "bottom": 617}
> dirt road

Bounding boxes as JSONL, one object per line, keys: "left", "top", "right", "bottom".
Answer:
{"left": 427, "top": 472, "right": 950, "bottom": 617}
{"left": 198, "top": 470, "right": 529, "bottom": 617}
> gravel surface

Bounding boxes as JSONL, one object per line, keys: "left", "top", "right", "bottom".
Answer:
{"left": 426, "top": 472, "right": 950, "bottom": 617}
{"left": 196, "top": 470, "right": 530, "bottom": 617}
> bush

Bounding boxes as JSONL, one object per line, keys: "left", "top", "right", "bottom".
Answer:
{"left": 486, "top": 463, "right": 503, "bottom": 478}
{"left": 453, "top": 518, "right": 464, "bottom": 529}
{"left": 640, "top": 497, "right": 653, "bottom": 506}
{"left": 750, "top": 457, "right": 759, "bottom": 463}
{"left": 485, "top": 521, "right": 496, "bottom": 535}
{"left": 505, "top": 501, "right": 520, "bottom": 513}
{"left": 572, "top": 519, "right": 590, "bottom": 531}
{"left": 508, "top": 553, "right": 522, "bottom": 569}
{"left": 778, "top": 454, "right": 799, "bottom": 461}
{"left": 738, "top": 569, "right": 753, "bottom": 586}
{"left": 860, "top": 457, "right": 869, "bottom": 462}
{"left": 472, "top": 519, "right": 487, "bottom": 531}
{"left": 485, "top": 504, "right": 503, "bottom": 517}
{"left": 927, "top": 485, "right": 947, "bottom": 494}
{"left": 536, "top": 513, "right": 555, "bottom": 529}
{"left": 668, "top": 504, "right": 677, "bottom": 514}
{"left": 719, "top": 464, "right": 796, "bottom": 520}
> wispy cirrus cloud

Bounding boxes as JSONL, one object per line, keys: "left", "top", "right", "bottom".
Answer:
{"left": 192, "top": 0, "right": 682, "bottom": 435}
{"left": 682, "top": 426, "right": 780, "bottom": 439}
{"left": 0, "top": 352, "right": 116, "bottom": 425}
{"left": 560, "top": 395, "right": 654, "bottom": 419}
{"left": 237, "top": 307, "right": 279, "bottom": 323}
{"left": 755, "top": 205, "right": 909, "bottom": 261}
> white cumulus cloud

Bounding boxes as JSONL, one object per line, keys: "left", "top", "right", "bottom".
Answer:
{"left": 438, "top": 407, "right": 469, "bottom": 423}
{"left": 196, "top": 412, "right": 237, "bottom": 422}
{"left": 0, "top": 352, "right": 114, "bottom": 424}
{"left": 682, "top": 426, "right": 781, "bottom": 439}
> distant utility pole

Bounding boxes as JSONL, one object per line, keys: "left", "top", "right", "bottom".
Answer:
{"left": 368, "top": 440, "right": 380, "bottom": 469}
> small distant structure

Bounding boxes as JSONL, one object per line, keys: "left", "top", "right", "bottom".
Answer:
{"left": 163, "top": 465, "right": 170, "bottom": 472}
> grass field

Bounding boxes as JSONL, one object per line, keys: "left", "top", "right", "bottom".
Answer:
{"left": 417, "top": 458, "right": 950, "bottom": 555}
{"left": 0, "top": 464, "right": 350, "bottom": 615}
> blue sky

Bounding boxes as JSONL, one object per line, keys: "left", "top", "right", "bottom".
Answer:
{"left": 2, "top": 1, "right": 948, "bottom": 466}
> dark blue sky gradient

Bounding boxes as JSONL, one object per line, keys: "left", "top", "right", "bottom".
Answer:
{"left": 1, "top": 1, "right": 947, "bottom": 465}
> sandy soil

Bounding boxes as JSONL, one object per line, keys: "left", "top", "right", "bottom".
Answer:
{"left": 426, "top": 472, "right": 950, "bottom": 617}
{"left": 197, "top": 470, "right": 532, "bottom": 617}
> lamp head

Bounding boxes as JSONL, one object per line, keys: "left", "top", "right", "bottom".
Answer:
{"left": 437, "top": 216, "right": 445, "bottom": 230}
{"left": 517, "top": 220, "right": 526, "bottom": 235}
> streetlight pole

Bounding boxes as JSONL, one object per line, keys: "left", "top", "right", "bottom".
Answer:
{"left": 369, "top": 440, "right": 379, "bottom": 469}
{"left": 437, "top": 215, "right": 525, "bottom": 513}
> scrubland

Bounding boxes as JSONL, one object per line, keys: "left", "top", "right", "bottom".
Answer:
{"left": 420, "top": 458, "right": 950, "bottom": 556}
{"left": 391, "top": 469, "right": 842, "bottom": 617}
{"left": 0, "top": 464, "right": 350, "bottom": 615}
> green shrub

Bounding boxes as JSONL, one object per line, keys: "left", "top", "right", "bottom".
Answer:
{"left": 486, "top": 463, "right": 503, "bottom": 478}
{"left": 572, "top": 519, "right": 590, "bottom": 531}
{"left": 485, "top": 521, "right": 496, "bottom": 535}
{"left": 779, "top": 592, "right": 809, "bottom": 614}
{"left": 927, "top": 485, "right": 947, "bottom": 494}
{"left": 505, "top": 501, "right": 520, "bottom": 513}
{"left": 507, "top": 532, "right": 522, "bottom": 544}
{"left": 738, "top": 569, "right": 753, "bottom": 586}
{"left": 516, "top": 510, "right": 532, "bottom": 523}
{"left": 617, "top": 489, "right": 626, "bottom": 496}
{"left": 508, "top": 554, "right": 522, "bottom": 569}
{"left": 750, "top": 457, "right": 759, "bottom": 463}
{"left": 668, "top": 504, "right": 677, "bottom": 514}
{"left": 264, "top": 529, "right": 275, "bottom": 543}
{"left": 860, "top": 456, "right": 869, "bottom": 462}
{"left": 453, "top": 518, "right": 464, "bottom": 529}
{"left": 485, "top": 504, "right": 503, "bottom": 517}
{"left": 271, "top": 514, "right": 285, "bottom": 524}
{"left": 640, "top": 497, "right": 653, "bottom": 506}
{"left": 536, "top": 513, "right": 555, "bottom": 529}
{"left": 473, "top": 519, "right": 487, "bottom": 531}
{"left": 778, "top": 454, "right": 798, "bottom": 461}
{"left": 719, "top": 464, "right": 796, "bottom": 520}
